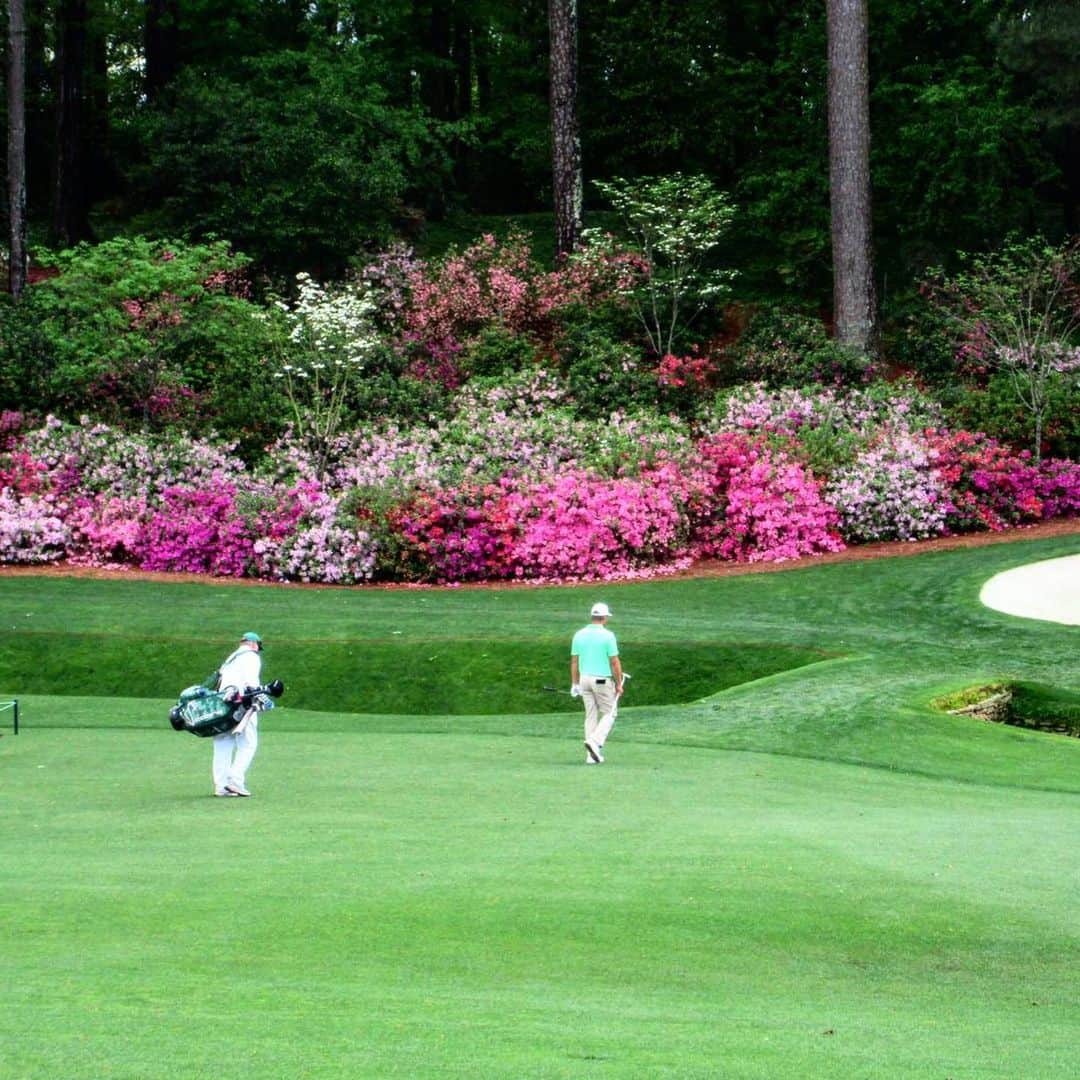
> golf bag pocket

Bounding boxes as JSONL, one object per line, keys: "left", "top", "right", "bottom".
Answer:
{"left": 169, "top": 685, "right": 243, "bottom": 738}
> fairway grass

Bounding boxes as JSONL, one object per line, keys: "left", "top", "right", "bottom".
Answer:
{"left": 3, "top": 534, "right": 1080, "bottom": 1078}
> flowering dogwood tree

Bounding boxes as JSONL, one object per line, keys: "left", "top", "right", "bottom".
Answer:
{"left": 270, "top": 273, "right": 379, "bottom": 478}
{"left": 590, "top": 173, "right": 736, "bottom": 356}
{"left": 927, "top": 237, "right": 1080, "bottom": 460}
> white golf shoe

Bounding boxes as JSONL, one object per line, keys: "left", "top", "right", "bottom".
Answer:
{"left": 584, "top": 740, "right": 604, "bottom": 764}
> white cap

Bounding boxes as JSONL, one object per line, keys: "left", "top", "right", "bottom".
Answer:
{"left": 590, "top": 602, "right": 612, "bottom": 618}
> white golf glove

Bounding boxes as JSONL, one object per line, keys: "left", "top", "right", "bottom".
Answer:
{"left": 570, "top": 684, "right": 582, "bottom": 698}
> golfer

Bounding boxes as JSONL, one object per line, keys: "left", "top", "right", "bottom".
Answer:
{"left": 213, "top": 631, "right": 264, "bottom": 797}
{"left": 571, "top": 602, "right": 624, "bottom": 764}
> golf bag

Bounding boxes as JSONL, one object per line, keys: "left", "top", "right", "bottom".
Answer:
{"left": 169, "top": 678, "right": 284, "bottom": 738}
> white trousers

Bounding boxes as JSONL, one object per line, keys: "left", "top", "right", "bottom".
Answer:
{"left": 581, "top": 674, "right": 618, "bottom": 747}
{"left": 212, "top": 713, "right": 258, "bottom": 791}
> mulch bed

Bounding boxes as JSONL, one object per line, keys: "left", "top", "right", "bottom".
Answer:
{"left": 1, "top": 517, "right": 1079, "bottom": 592}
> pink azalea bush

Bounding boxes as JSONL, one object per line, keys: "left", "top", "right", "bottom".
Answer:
{"left": 399, "top": 232, "right": 644, "bottom": 385}
{"left": 0, "top": 490, "right": 69, "bottom": 563}
{"left": 499, "top": 469, "right": 687, "bottom": 581}
{"left": 1035, "top": 458, "right": 1080, "bottom": 519}
{"left": 925, "top": 429, "right": 1043, "bottom": 531}
{"left": 137, "top": 486, "right": 259, "bottom": 576}
{"left": 826, "top": 434, "right": 951, "bottom": 542}
{"left": 719, "top": 454, "right": 844, "bottom": 562}
{"left": 1, "top": 376, "right": 1078, "bottom": 583}
{"left": 66, "top": 494, "right": 151, "bottom": 566}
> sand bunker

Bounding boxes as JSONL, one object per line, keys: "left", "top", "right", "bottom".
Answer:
{"left": 979, "top": 553, "right": 1080, "bottom": 626}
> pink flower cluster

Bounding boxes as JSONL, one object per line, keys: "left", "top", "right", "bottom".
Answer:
{"left": 656, "top": 351, "right": 718, "bottom": 390}
{"left": 926, "top": 429, "right": 1043, "bottom": 531}
{"left": 380, "top": 443, "right": 842, "bottom": 581}
{"left": 718, "top": 456, "right": 844, "bottom": 563}
{"left": 2, "top": 400, "right": 1079, "bottom": 584}
{"left": 400, "top": 232, "right": 642, "bottom": 382}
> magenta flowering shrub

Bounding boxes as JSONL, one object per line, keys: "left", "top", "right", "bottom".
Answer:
{"left": 499, "top": 469, "right": 687, "bottom": 581}
{"left": 1, "top": 410, "right": 25, "bottom": 450}
{"left": 0, "top": 490, "right": 69, "bottom": 563}
{"left": 0, "top": 380, "right": 1077, "bottom": 583}
{"left": 1036, "top": 459, "right": 1080, "bottom": 519}
{"left": 137, "top": 486, "right": 257, "bottom": 576}
{"left": 671, "top": 431, "right": 760, "bottom": 556}
{"left": 66, "top": 494, "right": 151, "bottom": 566}
{"left": 386, "top": 486, "right": 516, "bottom": 582}
{"left": 0, "top": 449, "right": 47, "bottom": 495}
{"left": 924, "top": 429, "right": 1043, "bottom": 531}
{"left": 720, "top": 454, "right": 844, "bottom": 562}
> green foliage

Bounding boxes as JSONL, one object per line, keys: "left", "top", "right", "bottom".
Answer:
{"left": 590, "top": 173, "right": 736, "bottom": 356}
{"left": 926, "top": 236, "right": 1080, "bottom": 458}
{"left": 460, "top": 325, "right": 538, "bottom": 380}
{"left": 0, "top": 292, "right": 55, "bottom": 418}
{"left": 944, "top": 373, "right": 1080, "bottom": 459}
{"left": 5, "top": 237, "right": 284, "bottom": 455}
{"left": 556, "top": 308, "right": 659, "bottom": 417}
{"left": 348, "top": 368, "right": 452, "bottom": 426}
{"left": 127, "top": 46, "right": 450, "bottom": 275}
{"left": 880, "top": 295, "right": 958, "bottom": 384}
{"left": 730, "top": 308, "right": 874, "bottom": 388}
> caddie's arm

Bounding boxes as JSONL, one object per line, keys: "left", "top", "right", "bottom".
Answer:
{"left": 612, "top": 656, "right": 624, "bottom": 695}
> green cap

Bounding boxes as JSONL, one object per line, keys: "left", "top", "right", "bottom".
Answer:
{"left": 242, "top": 631, "right": 263, "bottom": 644}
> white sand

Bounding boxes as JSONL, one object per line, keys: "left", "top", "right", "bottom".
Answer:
{"left": 979, "top": 553, "right": 1080, "bottom": 626}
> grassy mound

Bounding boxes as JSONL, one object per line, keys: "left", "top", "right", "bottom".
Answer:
{"left": 0, "top": 632, "right": 830, "bottom": 717}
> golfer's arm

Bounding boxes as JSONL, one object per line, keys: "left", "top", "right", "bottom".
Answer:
{"left": 570, "top": 656, "right": 580, "bottom": 684}
{"left": 612, "top": 656, "right": 623, "bottom": 692}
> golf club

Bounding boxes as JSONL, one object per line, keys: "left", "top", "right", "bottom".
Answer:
{"left": 541, "top": 673, "right": 632, "bottom": 695}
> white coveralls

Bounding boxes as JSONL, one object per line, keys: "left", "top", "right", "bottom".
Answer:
{"left": 212, "top": 645, "right": 262, "bottom": 794}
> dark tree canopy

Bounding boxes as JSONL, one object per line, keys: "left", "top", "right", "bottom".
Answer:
{"left": 0, "top": 0, "right": 1072, "bottom": 306}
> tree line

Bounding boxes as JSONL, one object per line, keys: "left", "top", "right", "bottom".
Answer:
{"left": 3, "top": 1, "right": 1078, "bottom": 333}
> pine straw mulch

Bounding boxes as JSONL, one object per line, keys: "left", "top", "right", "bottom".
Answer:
{"left": 0, "top": 517, "right": 1078, "bottom": 593}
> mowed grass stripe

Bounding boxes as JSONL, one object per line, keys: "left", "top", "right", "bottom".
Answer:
{"left": 3, "top": 730, "right": 1079, "bottom": 1079}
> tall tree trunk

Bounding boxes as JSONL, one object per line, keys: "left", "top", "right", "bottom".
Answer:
{"left": 422, "top": 0, "right": 454, "bottom": 120}
{"left": 827, "top": 0, "right": 876, "bottom": 351}
{"left": 52, "top": 0, "right": 89, "bottom": 246}
{"left": 144, "top": 0, "right": 179, "bottom": 102}
{"left": 87, "top": 14, "right": 110, "bottom": 205}
{"left": 452, "top": 4, "right": 471, "bottom": 119}
{"left": 7, "top": 0, "right": 28, "bottom": 298}
{"left": 548, "top": 0, "right": 582, "bottom": 259}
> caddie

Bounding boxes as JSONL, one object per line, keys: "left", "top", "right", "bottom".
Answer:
{"left": 212, "top": 631, "right": 264, "bottom": 797}
{"left": 570, "top": 602, "right": 624, "bottom": 764}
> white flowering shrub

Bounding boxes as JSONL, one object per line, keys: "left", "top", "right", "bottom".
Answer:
{"left": 270, "top": 273, "right": 380, "bottom": 478}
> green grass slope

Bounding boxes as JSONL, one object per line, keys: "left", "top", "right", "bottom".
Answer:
{"left": 2, "top": 534, "right": 1079, "bottom": 1078}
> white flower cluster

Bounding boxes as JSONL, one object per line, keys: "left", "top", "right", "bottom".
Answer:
{"left": 274, "top": 272, "right": 379, "bottom": 379}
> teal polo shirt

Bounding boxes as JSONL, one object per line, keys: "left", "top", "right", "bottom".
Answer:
{"left": 571, "top": 624, "right": 619, "bottom": 677}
